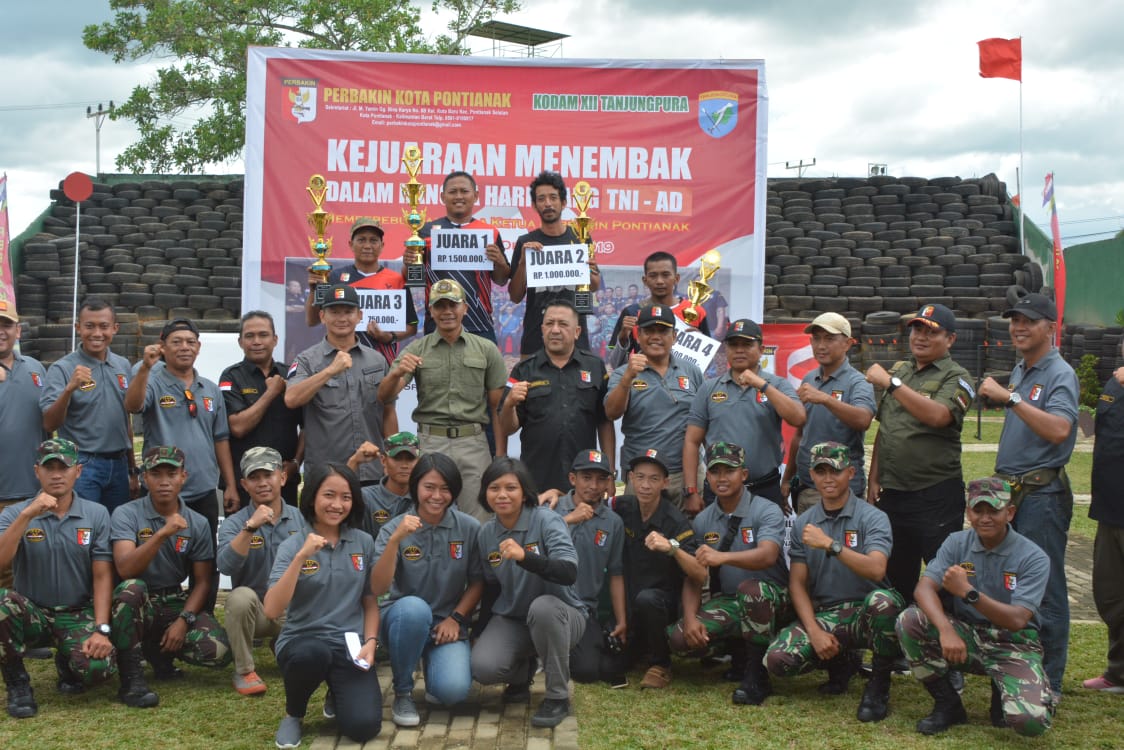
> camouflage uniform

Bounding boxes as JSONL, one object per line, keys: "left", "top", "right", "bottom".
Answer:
{"left": 143, "top": 590, "right": 231, "bottom": 669}
{"left": 668, "top": 580, "right": 792, "bottom": 650}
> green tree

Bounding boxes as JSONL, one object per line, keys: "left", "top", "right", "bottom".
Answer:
{"left": 84, "top": 0, "right": 519, "bottom": 173}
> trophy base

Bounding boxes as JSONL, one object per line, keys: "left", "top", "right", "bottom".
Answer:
{"left": 573, "top": 290, "right": 594, "bottom": 315}
{"left": 405, "top": 264, "right": 426, "bottom": 288}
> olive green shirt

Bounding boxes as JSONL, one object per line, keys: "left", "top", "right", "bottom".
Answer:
{"left": 393, "top": 329, "right": 506, "bottom": 426}
{"left": 875, "top": 354, "right": 973, "bottom": 491}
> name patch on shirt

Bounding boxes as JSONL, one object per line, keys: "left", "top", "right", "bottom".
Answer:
{"left": 76, "top": 528, "right": 92, "bottom": 546}
{"left": 159, "top": 395, "right": 177, "bottom": 408}
{"left": 241, "top": 388, "right": 259, "bottom": 395}
{"left": 24, "top": 528, "right": 45, "bottom": 543}
{"left": 351, "top": 553, "right": 365, "bottom": 571}
{"left": 1004, "top": 572, "right": 1017, "bottom": 591}
{"left": 488, "top": 550, "right": 502, "bottom": 567}
{"left": 449, "top": 541, "right": 464, "bottom": 559}
{"left": 301, "top": 559, "right": 319, "bottom": 575}
{"left": 844, "top": 530, "right": 859, "bottom": 549}
{"left": 402, "top": 545, "right": 423, "bottom": 561}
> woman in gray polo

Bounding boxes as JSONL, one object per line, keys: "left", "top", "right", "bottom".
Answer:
{"left": 264, "top": 464, "right": 381, "bottom": 749}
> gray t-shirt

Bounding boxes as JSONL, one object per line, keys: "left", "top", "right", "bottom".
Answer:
{"left": 0, "top": 496, "right": 112, "bottom": 607}
{"left": 796, "top": 361, "right": 875, "bottom": 492}
{"left": 269, "top": 526, "right": 377, "bottom": 655}
{"left": 477, "top": 505, "right": 586, "bottom": 617}
{"left": 789, "top": 492, "right": 893, "bottom": 608}
{"left": 924, "top": 526, "right": 1049, "bottom": 629}
{"left": 41, "top": 348, "right": 133, "bottom": 453}
{"left": 110, "top": 495, "right": 214, "bottom": 589}
{"left": 360, "top": 479, "right": 411, "bottom": 539}
{"left": 996, "top": 349, "right": 1079, "bottom": 480}
{"left": 608, "top": 358, "right": 703, "bottom": 473}
{"left": 0, "top": 353, "right": 48, "bottom": 498}
{"left": 688, "top": 369, "right": 799, "bottom": 479}
{"left": 375, "top": 508, "right": 483, "bottom": 620}
{"left": 216, "top": 502, "right": 307, "bottom": 598}
{"left": 693, "top": 488, "right": 788, "bottom": 592}
{"left": 554, "top": 493, "right": 625, "bottom": 611}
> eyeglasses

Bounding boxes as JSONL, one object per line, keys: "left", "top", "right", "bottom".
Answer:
{"left": 184, "top": 388, "right": 198, "bottom": 419}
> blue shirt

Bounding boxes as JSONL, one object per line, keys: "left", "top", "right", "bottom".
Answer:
{"left": 996, "top": 349, "right": 1079, "bottom": 479}
{"left": 795, "top": 361, "right": 875, "bottom": 492}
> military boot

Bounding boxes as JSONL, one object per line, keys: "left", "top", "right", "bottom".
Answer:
{"left": 118, "top": 648, "right": 159, "bottom": 708}
{"left": 856, "top": 654, "right": 894, "bottom": 722}
{"left": 732, "top": 643, "right": 772, "bottom": 705}
{"left": 990, "top": 680, "right": 1006, "bottom": 728}
{"left": 2, "top": 657, "right": 38, "bottom": 719}
{"left": 818, "top": 654, "right": 854, "bottom": 695}
{"left": 916, "top": 673, "right": 968, "bottom": 735}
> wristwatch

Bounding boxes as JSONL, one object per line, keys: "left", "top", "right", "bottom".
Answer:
{"left": 450, "top": 611, "right": 469, "bottom": 627}
{"left": 963, "top": 588, "right": 981, "bottom": 605}
{"left": 826, "top": 540, "right": 844, "bottom": 557}
{"left": 96, "top": 623, "right": 111, "bottom": 637}
{"left": 667, "top": 538, "right": 681, "bottom": 557}
{"left": 685, "top": 486, "right": 698, "bottom": 496}
{"left": 886, "top": 376, "right": 903, "bottom": 394}
{"left": 178, "top": 610, "right": 198, "bottom": 627}
{"left": 242, "top": 521, "right": 258, "bottom": 534}
{"left": 1006, "top": 392, "right": 1023, "bottom": 408}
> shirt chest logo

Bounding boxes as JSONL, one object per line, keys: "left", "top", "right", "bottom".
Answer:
{"left": 249, "top": 534, "right": 265, "bottom": 549}
{"left": 960, "top": 561, "right": 976, "bottom": 576}
{"left": 524, "top": 542, "right": 540, "bottom": 555}
{"left": 488, "top": 550, "right": 503, "bottom": 567}
{"left": 711, "top": 391, "right": 728, "bottom": 402}
{"left": 756, "top": 390, "right": 769, "bottom": 404}
{"left": 372, "top": 509, "right": 391, "bottom": 524}
{"left": 24, "top": 528, "right": 45, "bottom": 543}
{"left": 301, "top": 559, "right": 320, "bottom": 575}
{"left": 580, "top": 370, "right": 591, "bottom": 383}
{"left": 449, "top": 541, "right": 464, "bottom": 559}
{"left": 339, "top": 273, "right": 351, "bottom": 282}
{"left": 632, "top": 380, "right": 649, "bottom": 391}
{"left": 741, "top": 527, "right": 754, "bottom": 544}
{"left": 79, "top": 379, "right": 97, "bottom": 392}
{"left": 138, "top": 527, "right": 154, "bottom": 541}
{"left": 159, "top": 395, "right": 177, "bottom": 408}
{"left": 1028, "top": 384, "right": 1044, "bottom": 401}
{"left": 30, "top": 373, "right": 43, "bottom": 388}
{"left": 831, "top": 390, "right": 844, "bottom": 400}
{"left": 402, "top": 545, "right": 423, "bottom": 561}
{"left": 76, "top": 528, "right": 92, "bottom": 546}
{"left": 1004, "top": 572, "right": 1017, "bottom": 591}
{"left": 203, "top": 397, "right": 215, "bottom": 412}
{"left": 703, "top": 531, "right": 721, "bottom": 545}
{"left": 844, "top": 530, "right": 859, "bottom": 549}
{"left": 351, "top": 553, "right": 365, "bottom": 571}
{"left": 677, "top": 376, "right": 690, "bottom": 390}
{"left": 117, "top": 374, "right": 128, "bottom": 390}
{"left": 593, "top": 529, "right": 608, "bottom": 547}
{"left": 174, "top": 536, "right": 190, "bottom": 553}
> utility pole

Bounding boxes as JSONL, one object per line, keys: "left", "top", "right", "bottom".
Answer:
{"left": 86, "top": 102, "right": 114, "bottom": 176}
{"left": 784, "top": 158, "right": 816, "bottom": 178}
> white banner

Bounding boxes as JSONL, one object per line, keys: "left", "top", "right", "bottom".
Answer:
{"left": 430, "top": 228, "right": 494, "bottom": 271}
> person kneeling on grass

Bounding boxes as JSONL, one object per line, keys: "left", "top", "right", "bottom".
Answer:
{"left": 470, "top": 457, "right": 586, "bottom": 729}
{"left": 896, "top": 477, "right": 1055, "bottom": 737}
{"left": 264, "top": 464, "right": 382, "bottom": 749}
{"left": 371, "top": 453, "right": 484, "bottom": 727}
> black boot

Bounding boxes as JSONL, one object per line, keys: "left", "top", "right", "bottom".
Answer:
{"left": 2, "top": 657, "right": 38, "bottom": 719}
{"left": 916, "top": 673, "right": 968, "bottom": 735}
{"left": 55, "top": 651, "right": 86, "bottom": 694}
{"left": 856, "top": 655, "right": 893, "bottom": 722}
{"left": 118, "top": 648, "right": 159, "bottom": 708}
{"left": 732, "top": 644, "right": 772, "bottom": 705}
{"left": 818, "top": 654, "right": 854, "bottom": 695}
{"left": 989, "top": 680, "right": 1006, "bottom": 728}
{"left": 142, "top": 641, "right": 183, "bottom": 681}
{"left": 722, "top": 639, "right": 747, "bottom": 682}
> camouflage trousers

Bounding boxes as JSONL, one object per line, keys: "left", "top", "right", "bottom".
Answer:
{"left": 668, "top": 579, "right": 793, "bottom": 653}
{"left": 765, "top": 589, "right": 904, "bottom": 677}
{"left": 144, "top": 589, "right": 231, "bottom": 669}
{"left": 0, "top": 579, "right": 148, "bottom": 686}
{"left": 896, "top": 605, "right": 1054, "bottom": 737}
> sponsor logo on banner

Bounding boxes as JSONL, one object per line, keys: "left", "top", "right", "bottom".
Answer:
{"left": 741, "top": 527, "right": 754, "bottom": 544}
{"left": 844, "top": 530, "right": 859, "bottom": 549}
{"left": 282, "top": 77, "right": 317, "bottom": 124}
{"left": 76, "top": 528, "right": 92, "bottom": 546}
{"left": 351, "top": 553, "right": 365, "bottom": 571}
{"left": 449, "top": 541, "right": 464, "bottom": 559}
{"left": 1004, "top": 572, "right": 1017, "bottom": 591}
{"left": 698, "top": 91, "right": 738, "bottom": 138}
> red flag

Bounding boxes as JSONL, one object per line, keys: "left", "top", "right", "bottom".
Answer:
{"left": 1043, "top": 173, "right": 1065, "bottom": 345}
{"left": 978, "top": 37, "right": 1022, "bottom": 81}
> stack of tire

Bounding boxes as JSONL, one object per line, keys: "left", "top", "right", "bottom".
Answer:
{"left": 15, "top": 178, "right": 243, "bottom": 366}
{"left": 1062, "top": 325, "right": 1124, "bottom": 384}
{"left": 763, "top": 174, "right": 1043, "bottom": 326}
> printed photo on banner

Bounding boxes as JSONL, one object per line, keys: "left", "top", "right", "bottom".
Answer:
{"left": 430, "top": 227, "right": 494, "bottom": 271}
{"left": 524, "top": 243, "right": 591, "bottom": 289}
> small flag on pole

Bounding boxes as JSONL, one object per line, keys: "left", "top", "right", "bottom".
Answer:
{"left": 1043, "top": 173, "right": 1065, "bottom": 345}
{"left": 978, "top": 38, "right": 1022, "bottom": 81}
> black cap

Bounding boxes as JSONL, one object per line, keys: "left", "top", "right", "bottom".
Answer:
{"left": 571, "top": 449, "right": 612, "bottom": 474}
{"left": 1003, "top": 293, "right": 1057, "bottom": 321}
{"left": 160, "top": 318, "right": 200, "bottom": 340}
{"left": 321, "top": 284, "right": 360, "bottom": 308}
{"left": 628, "top": 448, "right": 669, "bottom": 476}
{"left": 725, "top": 319, "right": 762, "bottom": 341}
{"left": 636, "top": 304, "right": 676, "bottom": 329}
{"left": 908, "top": 303, "right": 956, "bottom": 333}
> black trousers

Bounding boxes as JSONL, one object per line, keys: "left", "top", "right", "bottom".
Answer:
{"left": 277, "top": 638, "right": 382, "bottom": 743}
{"left": 878, "top": 477, "right": 965, "bottom": 604}
{"left": 629, "top": 587, "right": 677, "bottom": 669}
{"left": 570, "top": 611, "right": 627, "bottom": 683}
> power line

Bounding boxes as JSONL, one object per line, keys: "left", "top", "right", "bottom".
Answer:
{"left": 0, "top": 101, "right": 118, "bottom": 112}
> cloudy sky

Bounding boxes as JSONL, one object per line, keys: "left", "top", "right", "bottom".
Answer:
{"left": 3, "top": 0, "right": 1122, "bottom": 246}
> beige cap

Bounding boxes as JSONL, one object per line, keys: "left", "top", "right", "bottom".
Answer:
{"left": 0, "top": 293, "right": 17, "bottom": 323}
{"left": 804, "top": 312, "right": 851, "bottom": 337}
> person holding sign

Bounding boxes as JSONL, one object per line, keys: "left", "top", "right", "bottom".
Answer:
{"left": 508, "top": 171, "right": 601, "bottom": 357}
{"left": 304, "top": 218, "right": 418, "bottom": 364}
{"left": 605, "top": 304, "right": 703, "bottom": 510}
{"left": 418, "top": 172, "right": 509, "bottom": 342}
{"left": 682, "top": 320, "right": 805, "bottom": 516}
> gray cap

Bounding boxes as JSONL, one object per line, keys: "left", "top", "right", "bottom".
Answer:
{"left": 241, "top": 446, "right": 283, "bottom": 477}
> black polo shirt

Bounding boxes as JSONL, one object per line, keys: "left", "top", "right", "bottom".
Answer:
{"left": 219, "top": 358, "right": 302, "bottom": 486}
{"left": 1092, "top": 376, "right": 1124, "bottom": 527}
{"left": 610, "top": 494, "right": 698, "bottom": 600}
{"left": 508, "top": 347, "right": 609, "bottom": 493}
{"left": 510, "top": 227, "right": 593, "bottom": 355}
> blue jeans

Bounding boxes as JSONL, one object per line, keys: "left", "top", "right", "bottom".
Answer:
{"left": 1012, "top": 487, "right": 1072, "bottom": 693}
{"left": 380, "top": 596, "right": 471, "bottom": 705}
{"left": 74, "top": 454, "right": 131, "bottom": 514}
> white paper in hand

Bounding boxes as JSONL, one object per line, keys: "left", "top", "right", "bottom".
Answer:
{"left": 344, "top": 631, "right": 371, "bottom": 671}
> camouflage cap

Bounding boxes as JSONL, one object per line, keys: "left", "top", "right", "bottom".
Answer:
{"left": 385, "top": 431, "right": 421, "bottom": 457}
{"left": 706, "top": 441, "right": 746, "bottom": 469}
{"left": 809, "top": 441, "right": 850, "bottom": 471}
{"left": 240, "top": 446, "right": 282, "bottom": 477}
{"left": 571, "top": 448, "right": 611, "bottom": 474}
{"left": 430, "top": 278, "right": 466, "bottom": 305}
{"left": 142, "top": 445, "right": 185, "bottom": 472}
{"left": 38, "top": 438, "right": 78, "bottom": 467}
{"left": 967, "top": 477, "right": 1012, "bottom": 510}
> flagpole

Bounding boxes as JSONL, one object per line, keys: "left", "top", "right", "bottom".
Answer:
{"left": 1018, "top": 35, "right": 1025, "bottom": 255}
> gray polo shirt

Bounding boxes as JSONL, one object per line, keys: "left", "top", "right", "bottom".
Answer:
{"left": 0, "top": 495, "right": 112, "bottom": 607}
{"left": 924, "top": 526, "right": 1049, "bottom": 629}
{"left": 269, "top": 526, "right": 377, "bottom": 655}
{"left": 608, "top": 358, "right": 703, "bottom": 473}
{"left": 789, "top": 492, "right": 893, "bottom": 608}
{"left": 360, "top": 479, "right": 411, "bottom": 539}
{"left": 0, "top": 353, "right": 48, "bottom": 499}
{"left": 795, "top": 361, "right": 875, "bottom": 492}
{"left": 110, "top": 495, "right": 214, "bottom": 589}
{"left": 554, "top": 493, "right": 625, "bottom": 611}
{"left": 136, "top": 362, "right": 230, "bottom": 499}
{"left": 288, "top": 338, "right": 388, "bottom": 483}
{"left": 216, "top": 502, "right": 307, "bottom": 598}
{"left": 688, "top": 369, "right": 799, "bottom": 480}
{"left": 477, "top": 505, "right": 586, "bottom": 618}
{"left": 693, "top": 488, "right": 787, "bottom": 592}
{"left": 995, "top": 349, "right": 1079, "bottom": 481}
{"left": 41, "top": 347, "right": 133, "bottom": 453}
{"left": 375, "top": 508, "right": 483, "bottom": 620}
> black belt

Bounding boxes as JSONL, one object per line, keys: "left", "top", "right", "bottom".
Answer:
{"left": 747, "top": 469, "right": 781, "bottom": 491}
{"left": 417, "top": 423, "right": 483, "bottom": 439}
{"left": 79, "top": 450, "right": 130, "bottom": 460}
{"left": 149, "top": 585, "right": 185, "bottom": 597}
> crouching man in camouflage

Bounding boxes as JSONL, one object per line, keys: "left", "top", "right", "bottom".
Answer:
{"left": 0, "top": 439, "right": 157, "bottom": 718}
{"left": 764, "top": 442, "right": 904, "bottom": 723}
{"left": 896, "top": 477, "right": 1055, "bottom": 737}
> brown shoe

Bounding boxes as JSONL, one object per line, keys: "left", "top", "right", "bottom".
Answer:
{"left": 640, "top": 665, "right": 671, "bottom": 689}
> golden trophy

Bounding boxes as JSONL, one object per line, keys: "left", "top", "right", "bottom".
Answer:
{"left": 682, "top": 249, "right": 722, "bottom": 326}
{"left": 306, "top": 174, "right": 334, "bottom": 304}
{"left": 570, "top": 180, "right": 595, "bottom": 314}
{"left": 401, "top": 146, "right": 428, "bottom": 288}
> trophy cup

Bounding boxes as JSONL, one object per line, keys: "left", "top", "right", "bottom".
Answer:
{"left": 682, "top": 249, "right": 722, "bottom": 326}
{"left": 306, "top": 174, "right": 334, "bottom": 305}
{"left": 570, "top": 181, "right": 595, "bottom": 314}
{"left": 401, "top": 146, "right": 428, "bottom": 288}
